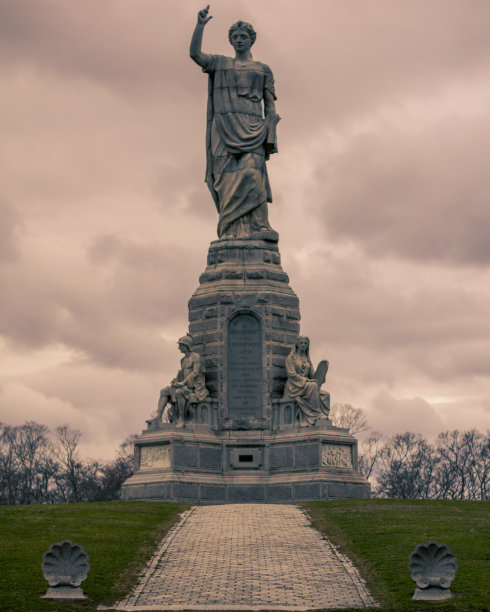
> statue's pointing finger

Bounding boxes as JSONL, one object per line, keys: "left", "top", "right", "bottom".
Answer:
{"left": 198, "top": 5, "right": 213, "bottom": 25}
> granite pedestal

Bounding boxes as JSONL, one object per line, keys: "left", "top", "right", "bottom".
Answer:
{"left": 121, "top": 237, "right": 370, "bottom": 503}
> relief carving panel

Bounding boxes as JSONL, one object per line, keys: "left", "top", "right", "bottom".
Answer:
{"left": 140, "top": 445, "right": 170, "bottom": 470}
{"left": 322, "top": 444, "right": 352, "bottom": 468}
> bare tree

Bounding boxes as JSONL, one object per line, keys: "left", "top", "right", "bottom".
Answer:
{"left": 13, "top": 422, "right": 50, "bottom": 504}
{"left": 434, "top": 430, "right": 489, "bottom": 500}
{"left": 0, "top": 424, "right": 21, "bottom": 505}
{"left": 54, "top": 425, "right": 84, "bottom": 503}
{"left": 375, "top": 432, "right": 437, "bottom": 499}
{"left": 358, "top": 432, "right": 383, "bottom": 480}
{"left": 330, "top": 403, "right": 369, "bottom": 435}
{"left": 469, "top": 430, "right": 489, "bottom": 501}
{"left": 3, "top": 416, "right": 487, "bottom": 503}
{"left": 33, "top": 446, "right": 60, "bottom": 504}
{"left": 0, "top": 422, "right": 59, "bottom": 505}
{"left": 95, "top": 436, "right": 135, "bottom": 500}
{"left": 0, "top": 421, "right": 135, "bottom": 504}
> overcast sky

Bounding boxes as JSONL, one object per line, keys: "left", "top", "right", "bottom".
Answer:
{"left": 1, "top": 0, "right": 489, "bottom": 460}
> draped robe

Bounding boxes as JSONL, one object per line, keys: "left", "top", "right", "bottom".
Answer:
{"left": 202, "top": 54, "right": 278, "bottom": 238}
{"left": 284, "top": 351, "right": 330, "bottom": 426}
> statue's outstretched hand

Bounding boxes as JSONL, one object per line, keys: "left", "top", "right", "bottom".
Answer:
{"left": 198, "top": 5, "right": 212, "bottom": 25}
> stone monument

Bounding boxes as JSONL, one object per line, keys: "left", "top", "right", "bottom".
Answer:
{"left": 121, "top": 6, "right": 370, "bottom": 503}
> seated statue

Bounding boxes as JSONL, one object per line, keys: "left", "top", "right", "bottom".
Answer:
{"left": 284, "top": 336, "right": 330, "bottom": 427}
{"left": 147, "top": 334, "right": 208, "bottom": 428}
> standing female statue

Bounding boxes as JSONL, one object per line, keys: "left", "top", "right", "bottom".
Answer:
{"left": 190, "top": 5, "right": 280, "bottom": 240}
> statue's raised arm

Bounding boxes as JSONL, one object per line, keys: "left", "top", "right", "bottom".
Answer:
{"left": 190, "top": 6, "right": 212, "bottom": 67}
{"left": 189, "top": 7, "right": 280, "bottom": 241}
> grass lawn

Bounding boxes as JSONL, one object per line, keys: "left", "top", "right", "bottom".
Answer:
{"left": 305, "top": 498, "right": 490, "bottom": 612}
{"left": 0, "top": 499, "right": 488, "bottom": 611}
{"left": 0, "top": 501, "right": 187, "bottom": 612}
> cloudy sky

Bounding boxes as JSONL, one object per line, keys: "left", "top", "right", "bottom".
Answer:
{"left": 1, "top": 0, "right": 489, "bottom": 460}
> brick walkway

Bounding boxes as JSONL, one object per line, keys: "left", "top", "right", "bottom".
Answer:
{"left": 115, "top": 504, "right": 377, "bottom": 611}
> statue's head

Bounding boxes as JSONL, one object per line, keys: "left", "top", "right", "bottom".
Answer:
{"left": 295, "top": 336, "right": 310, "bottom": 354}
{"left": 228, "top": 20, "right": 256, "bottom": 48}
{"left": 177, "top": 334, "right": 193, "bottom": 350}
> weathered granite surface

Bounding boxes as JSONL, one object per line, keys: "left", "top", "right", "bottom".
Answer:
{"left": 409, "top": 542, "right": 457, "bottom": 601}
{"left": 121, "top": 235, "right": 371, "bottom": 502}
{"left": 188, "top": 238, "right": 300, "bottom": 430}
{"left": 147, "top": 334, "right": 209, "bottom": 428}
{"left": 190, "top": 8, "right": 280, "bottom": 240}
{"left": 284, "top": 336, "right": 330, "bottom": 426}
{"left": 121, "top": 7, "right": 371, "bottom": 504}
{"left": 41, "top": 540, "right": 89, "bottom": 601}
{"left": 121, "top": 424, "right": 370, "bottom": 503}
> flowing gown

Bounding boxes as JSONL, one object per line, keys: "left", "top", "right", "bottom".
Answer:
{"left": 202, "top": 54, "right": 278, "bottom": 238}
{"left": 284, "top": 352, "right": 330, "bottom": 426}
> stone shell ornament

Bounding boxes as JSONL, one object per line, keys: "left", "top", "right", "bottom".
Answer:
{"left": 408, "top": 541, "right": 457, "bottom": 589}
{"left": 41, "top": 540, "right": 90, "bottom": 587}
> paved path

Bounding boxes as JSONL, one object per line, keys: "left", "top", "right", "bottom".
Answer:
{"left": 115, "top": 504, "right": 377, "bottom": 611}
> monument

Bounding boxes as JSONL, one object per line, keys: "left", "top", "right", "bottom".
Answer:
{"left": 121, "top": 6, "right": 370, "bottom": 503}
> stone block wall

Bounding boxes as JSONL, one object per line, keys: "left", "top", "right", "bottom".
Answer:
{"left": 188, "top": 238, "right": 301, "bottom": 429}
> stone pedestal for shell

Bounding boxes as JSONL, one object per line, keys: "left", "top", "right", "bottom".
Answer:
{"left": 408, "top": 541, "right": 457, "bottom": 601}
{"left": 41, "top": 540, "right": 89, "bottom": 600}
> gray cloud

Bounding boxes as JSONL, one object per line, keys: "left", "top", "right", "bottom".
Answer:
{"left": 368, "top": 390, "right": 445, "bottom": 436}
{"left": 0, "top": 1, "right": 197, "bottom": 90}
{"left": 311, "top": 105, "right": 490, "bottom": 265}
{"left": 1, "top": 1, "right": 489, "bottom": 453}
{"left": 0, "top": 201, "right": 22, "bottom": 263}
{"left": 0, "top": 232, "right": 201, "bottom": 370}
{"left": 280, "top": 245, "right": 490, "bottom": 396}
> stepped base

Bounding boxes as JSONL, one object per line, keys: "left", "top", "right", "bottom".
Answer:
{"left": 121, "top": 425, "right": 370, "bottom": 504}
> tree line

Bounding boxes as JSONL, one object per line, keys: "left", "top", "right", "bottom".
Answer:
{"left": 0, "top": 421, "right": 133, "bottom": 505}
{"left": 331, "top": 404, "right": 489, "bottom": 500}
{"left": 1, "top": 413, "right": 489, "bottom": 504}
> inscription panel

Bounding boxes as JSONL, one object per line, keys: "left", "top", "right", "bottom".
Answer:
{"left": 140, "top": 445, "right": 170, "bottom": 470}
{"left": 322, "top": 444, "right": 352, "bottom": 468}
{"left": 227, "top": 314, "right": 262, "bottom": 419}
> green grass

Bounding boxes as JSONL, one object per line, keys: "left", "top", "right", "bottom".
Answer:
{"left": 304, "top": 499, "right": 490, "bottom": 612}
{"left": 0, "top": 500, "right": 488, "bottom": 611}
{"left": 0, "top": 501, "right": 187, "bottom": 612}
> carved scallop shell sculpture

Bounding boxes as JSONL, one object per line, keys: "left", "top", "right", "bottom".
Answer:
{"left": 408, "top": 541, "right": 457, "bottom": 590}
{"left": 41, "top": 540, "right": 90, "bottom": 587}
